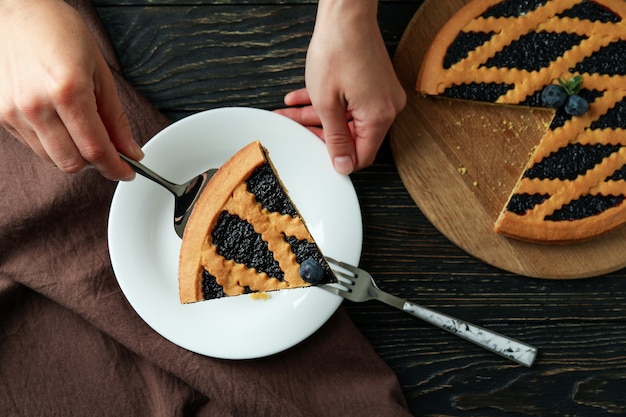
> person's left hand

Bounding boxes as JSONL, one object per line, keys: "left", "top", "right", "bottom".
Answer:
{"left": 275, "top": 0, "right": 406, "bottom": 175}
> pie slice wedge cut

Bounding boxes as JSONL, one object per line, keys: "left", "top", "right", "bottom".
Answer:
{"left": 178, "top": 141, "right": 336, "bottom": 303}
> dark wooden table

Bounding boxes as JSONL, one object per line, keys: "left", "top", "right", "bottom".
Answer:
{"left": 93, "top": 1, "right": 626, "bottom": 415}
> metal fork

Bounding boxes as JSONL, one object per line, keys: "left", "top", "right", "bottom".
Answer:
{"left": 324, "top": 258, "right": 538, "bottom": 367}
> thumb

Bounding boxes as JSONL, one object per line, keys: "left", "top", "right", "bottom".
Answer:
{"left": 319, "top": 109, "right": 355, "bottom": 175}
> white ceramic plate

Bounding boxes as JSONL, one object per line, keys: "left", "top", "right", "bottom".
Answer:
{"left": 108, "top": 107, "right": 362, "bottom": 359}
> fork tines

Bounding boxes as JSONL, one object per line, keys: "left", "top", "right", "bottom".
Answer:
{"left": 325, "top": 257, "right": 357, "bottom": 289}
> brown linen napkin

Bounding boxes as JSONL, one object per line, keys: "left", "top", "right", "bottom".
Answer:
{"left": 0, "top": 1, "right": 411, "bottom": 416}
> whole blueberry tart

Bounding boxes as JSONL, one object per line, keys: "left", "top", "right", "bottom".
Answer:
{"left": 418, "top": 0, "right": 626, "bottom": 243}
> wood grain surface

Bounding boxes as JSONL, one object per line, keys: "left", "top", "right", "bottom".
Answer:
{"left": 390, "top": 0, "right": 626, "bottom": 279}
{"left": 94, "top": 1, "right": 626, "bottom": 415}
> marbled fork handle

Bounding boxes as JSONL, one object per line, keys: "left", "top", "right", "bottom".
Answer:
{"left": 325, "top": 258, "right": 538, "bottom": 367}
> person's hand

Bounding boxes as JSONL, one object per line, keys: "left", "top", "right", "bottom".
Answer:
{"left": 0, "top": 0, "right": 142, "bottom": 181}
{"left": 275, "top": 0, "right": 406, "bottom": 175}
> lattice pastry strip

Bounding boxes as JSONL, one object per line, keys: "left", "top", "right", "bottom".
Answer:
{"left": 458, "top": 0, "right": 578, "bottom": 74}
{"left": 200, "top": 183, "right": 310, "bottom": 296}
{"left": 526, "top": 90, "right": 626, "bottom": 165}
{"left": 179, "top": 141, "right": 334, "bottom": 303}
{"left": 518, "top": 147, "right": 626, "bottom": 218}
{"left": 423, "top": 0, "right": 626, "bottom": 103}
{"left": 444, "top": 29, "right": 625, "bottom": 103}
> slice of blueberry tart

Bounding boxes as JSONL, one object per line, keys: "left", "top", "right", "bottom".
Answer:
{"left": 417, "top": 0, "right": 626, "bottom": 243}
{"left": 178, "top": 141, "right": 335, "bottom": 303}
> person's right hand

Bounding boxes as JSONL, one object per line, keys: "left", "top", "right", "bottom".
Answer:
{"left": 0, "top": 0, "right": 143, "bottom": 181}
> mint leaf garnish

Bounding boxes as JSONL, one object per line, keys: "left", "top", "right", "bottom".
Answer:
{"left": 557, "top": 75, "right": 583, "bottom": 96}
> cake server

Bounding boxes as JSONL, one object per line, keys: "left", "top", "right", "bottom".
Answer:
{"left": 324, "top": 257, "right": 538, "bottom": 367}
{"left": 118, "top": 152, "right": 217, "bottom": 238}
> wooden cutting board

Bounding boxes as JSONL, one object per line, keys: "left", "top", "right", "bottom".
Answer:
{"left": 389, "top": 0, "right": 626, "bottom": 279}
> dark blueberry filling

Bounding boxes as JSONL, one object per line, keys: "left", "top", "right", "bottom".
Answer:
{"left": 524, "top": 143, "right": 622, "bottom": 180}
{"left": 547, "top": 89, "right": 604, "bottom": 129}
{"left": 481, "top": 0, "right": 548, "bottom": 18}
{"left": 444, "top": 31, "right": 495, "bottom": 69}
{"left": 558, "top": 1, "right": 622, "bottom": 23}
{"left": 547, "top": 106, "right": 574, "bottom": 130}
{"left": 573, "top": 40, "right": 626, "bottom": 76}
{"left": 545, "top": 194, "right": 624, "bottom": 221}
{"left": 202, "top": 271, "right": 253, "bottom": 300}
{"left": 202, "top": 271, "right": 226, "bottom": 300}
{"left": 506, "top": 193, "right": 550, "bottom": 215}
{"left": 590, "top": 97, "right": 626, "bottom": 130}
{"left": 212, "top": 211, "right": 284, "bottom": 280}
{"left": 286, "top": 236, "right": 334, "bottom": 284}
{"left": 606, "top": 165, "right": 626, "bottom": 181}
{"left": 442, "top": 82, "right": 514, "bottom": 102}
{"left": 204, "top": 162, "right": 336, "bottom": 297}
{"left": 247, "top": 164, "right": 297, "bottom": 217}
{"left": 206, "top": 211, "right": 335, "bottom": 297}
{"left": 482, "top": 31, "right": 588, "bottom": 71}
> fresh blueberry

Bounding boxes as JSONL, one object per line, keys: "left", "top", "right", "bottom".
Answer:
{"left": 564, "top": 94, "right": 589, "bottom": 116}
{"left": 299, "top": 259, "right": 324, "bottom": 284}
{"left": 541, "top": 84, "right": 568, "bottom": 108}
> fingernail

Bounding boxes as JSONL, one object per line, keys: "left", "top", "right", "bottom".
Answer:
{"left": 132, "top": 140, "right": 144, "bottom": 159}
{"left": 333, "top": 156, "right": 354, "bottom": 175}
{"left": 121, "top": 171, "right": 136, "bottom": 182}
